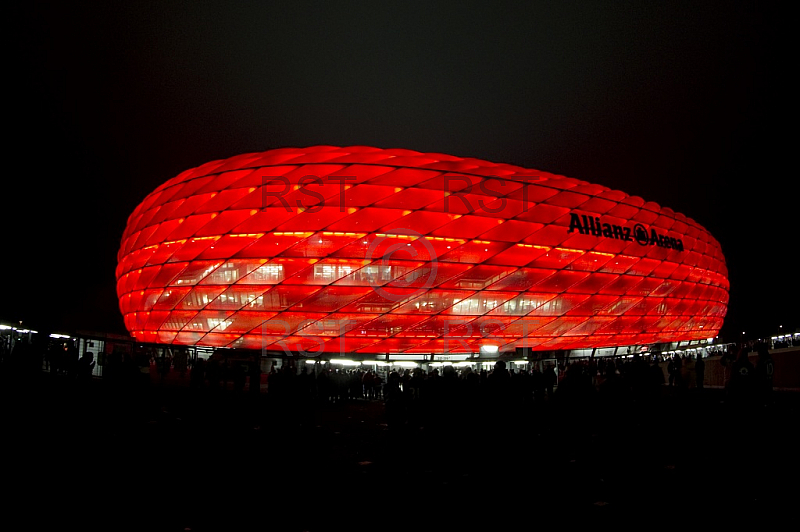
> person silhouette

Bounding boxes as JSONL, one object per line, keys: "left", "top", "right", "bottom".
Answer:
{"left": 64, "top": 341, "right": 80, "bottom": 379}
{"left": 543, "top": 363, "right": 557, "bottom": 400}
{"left": 754, "top": 342, "right": 775, "bottom": 407}
{"left": 76, "top": 351, "right": 95, "bottom": 382}
{"left": 727, "top": 345, "right": 755, "bottom": 409}
{"left": 695, "top": 354, "right": 705, "bottom": 391}
{"left": 190, "top": 357, "right": 206, "bottom": 390}
{"left": 384, "top": 370, "right": 404, "bottom": 430}
{"left": 486, "top": 360, "right": 512, "bottom": 403}
{"left": 672, "top": 355, "right": 684, "bottom": 389}
{"left": 482, "top": 360, "right": 514, "bottom": 436}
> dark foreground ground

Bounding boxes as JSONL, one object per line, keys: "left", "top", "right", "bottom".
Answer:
{"left": 1, "top": 373, "right": 797, "bottom": 531}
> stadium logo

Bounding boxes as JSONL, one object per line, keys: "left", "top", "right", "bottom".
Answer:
{"left": 567, "top": 213, "right": 684, "bottom": 251}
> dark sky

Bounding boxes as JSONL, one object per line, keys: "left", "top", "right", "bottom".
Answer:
{"left": 5, "top": 1, "right": 794, "bottom": 344}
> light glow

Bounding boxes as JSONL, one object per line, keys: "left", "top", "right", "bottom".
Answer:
{"left": 116, "top": 146, "right": 729, "bottom": 354}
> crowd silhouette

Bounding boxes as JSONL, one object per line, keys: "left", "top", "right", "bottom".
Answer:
{"left": 171, "top": 353, "right": 692, "bottom": 440}
{"left": 0, "top": 334, "right": 784, "bottom": 434}
{"left": 1, "top": 332, "right": 793, "bottom": 532}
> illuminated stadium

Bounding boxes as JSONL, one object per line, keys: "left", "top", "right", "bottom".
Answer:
{"left": 116, "top": 145, "right": 729, "bottom": 359}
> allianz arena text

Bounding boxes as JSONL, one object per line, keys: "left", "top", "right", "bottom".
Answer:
{"left": 116, "top": 146, "right": 729, "bottom": 355}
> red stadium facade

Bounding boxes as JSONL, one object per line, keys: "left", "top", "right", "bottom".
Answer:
{"left": 116, "top": 146, "right": 729, "bottom": 356}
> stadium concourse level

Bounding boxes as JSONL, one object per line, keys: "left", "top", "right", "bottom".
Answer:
{"left": 2, "top": 319, "right": 794, "bottom": 404}
{"left": 3, "top": 317, "right": 798, "bottom": 397}
{"left": 0, "top": 319, "right": 742, "bottom": 389}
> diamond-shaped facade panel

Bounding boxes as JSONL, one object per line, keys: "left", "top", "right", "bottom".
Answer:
{"left": 117, "top": 146, "right": 729, "bottom": 354}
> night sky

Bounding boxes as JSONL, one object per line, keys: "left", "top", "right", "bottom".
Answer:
{"left": 5, "top": 1, "right": 794, "bottom": 345}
